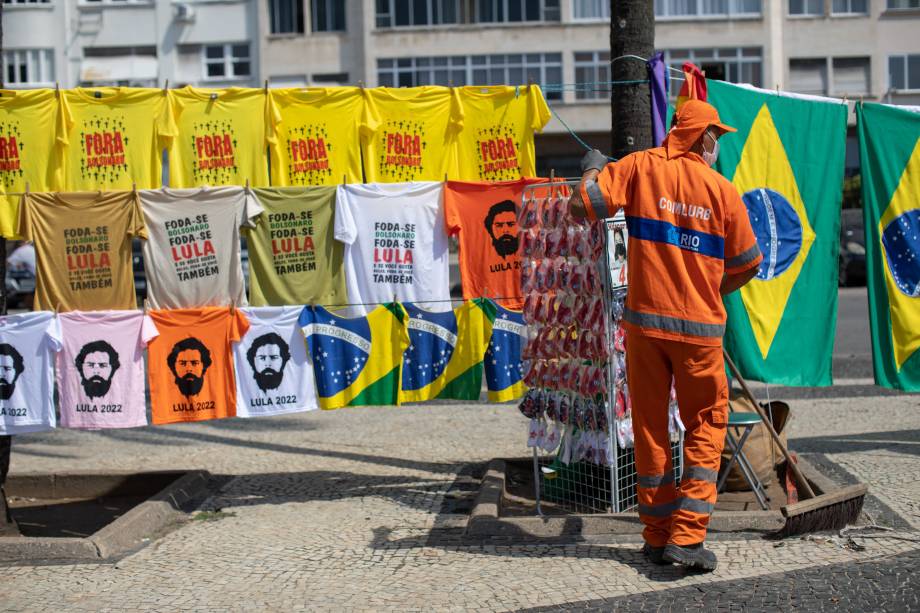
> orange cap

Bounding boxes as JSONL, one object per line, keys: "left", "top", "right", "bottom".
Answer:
{"left": 663, "top": 99, "right": 736, "bottom": 159}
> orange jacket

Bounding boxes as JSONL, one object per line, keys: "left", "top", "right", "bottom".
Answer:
{"left": 580, "top": 105, "right": 762, "bottom": 346}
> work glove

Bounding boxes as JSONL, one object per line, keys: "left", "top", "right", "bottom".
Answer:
{"left": 580, "top": 149, "right": 608, "bottom": 174}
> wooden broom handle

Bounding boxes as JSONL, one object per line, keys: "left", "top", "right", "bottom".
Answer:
{"left": 723, "top": 350, "right": 817, "bottom": 500}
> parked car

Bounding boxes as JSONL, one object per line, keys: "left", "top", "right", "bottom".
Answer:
{"left": 133, "top": 238, "right": 147, "bottom": 303}
{"left": 839, "top": 209, "right": 866, "bottom": 287}
{"left": 5, "top": 242, "right": 36, "bottom": 309}
{"left": 133, "top": 238, "right": 251, "bottom": 304}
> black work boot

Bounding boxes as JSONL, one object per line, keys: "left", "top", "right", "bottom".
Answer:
{"left": 662, "top": 542, "right": 718, "bottom": 571}
{"left": 641, "top": 543, "right": 670, "bottom": 565}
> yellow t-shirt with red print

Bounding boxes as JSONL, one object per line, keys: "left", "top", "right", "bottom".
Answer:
{"left": 167, "top": 86, "right": 279, "bottom": 188}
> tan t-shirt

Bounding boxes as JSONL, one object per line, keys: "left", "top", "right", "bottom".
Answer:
{"left": 18, "top": 191, "right": 146, "bottom": 311}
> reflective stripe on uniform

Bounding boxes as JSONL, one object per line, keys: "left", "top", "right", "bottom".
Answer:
{"left": 624, "top": 307, "right": 725, "bottom": 338}
{"left": 639, "top": 496, "right": 714, "bottom": 517}
{"left": 638, "top": 500, "right": 678, "bottom": 517}
{"left": 677, "top": 496, "right": 714, "bottom": 515}
{"left": 585, "top": 181, "right": 608, "bottom": 220}
{"left": 683, "top": 465, "right": 718, "bottom": 483}
{"left": 626, "top": 215, "right": 725, "bottom": 259}
{"left": 638, "top": 472, "right": 675, "bottom": 489}
{"left": 725, "top": 243, "right": 762, "bottom": 269}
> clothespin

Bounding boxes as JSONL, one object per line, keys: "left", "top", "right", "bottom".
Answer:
{"left": 358, "top": 80, "right": 365, "bottom": 90}
{"left": 444, "top": 172, "right": 448, "bottom": 183}
{"left": 24, "top": 182, "right": 30, "bottom": 195}
{"left": 264, "top": 79, "right": 269, "bottom": 93}
{"left": 342, "top": 174, "right": 347, "bottom": 186}
{"left": 132, "top": 181, "right": 137, "bottom": 194}
{"left": 245, "top": 178, "right": 250, "bottom": 192}
{"left": 229, "top": 301, "right": 236, "bottom": 315}
{"left": 163, "top": 79, "right": 169, "bottom": 93}
{"left": 143, "top": 298, "right": 149, "bottom": 313}
{"left": 549, "top": 169, "right": 556, "bottom": 197}
{"left": 55, "top": 82, "right": 60, "bottom": 98}
{"left": 514, "top": 85, "right": 520, "bottom": 99}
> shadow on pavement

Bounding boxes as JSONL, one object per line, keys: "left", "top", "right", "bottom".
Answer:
{"left": 792, "top": 429, "right": 920, "bottom": 456}
{"left": 368, "top": 524, "right": 712, "bottom": 582}
{"left": 206, "top": 470, "right": 458, "bottom": 516}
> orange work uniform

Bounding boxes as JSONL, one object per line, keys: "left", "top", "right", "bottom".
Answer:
{"left": 580, "top": 101, "right": 762, "bottom": 546}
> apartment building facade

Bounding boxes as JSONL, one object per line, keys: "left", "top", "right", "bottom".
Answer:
{"left": 4, "top": 0, "right": 920, "bottom": 170}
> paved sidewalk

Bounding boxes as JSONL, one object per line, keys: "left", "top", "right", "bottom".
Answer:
{"left": 1, "top": 391, "right": 918, "bottom": 611}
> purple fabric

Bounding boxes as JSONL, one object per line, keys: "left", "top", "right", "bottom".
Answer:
{"left": 647, "top": 52, "right": 669, "bottom": 147}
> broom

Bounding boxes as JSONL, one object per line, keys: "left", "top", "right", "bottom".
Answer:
{"left": 723, "top": 351, "right": 867, "bottom": 537}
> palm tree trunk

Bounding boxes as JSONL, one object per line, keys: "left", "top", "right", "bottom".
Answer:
{"left": 610, "top": 0, "right": 655, "bottom": 159}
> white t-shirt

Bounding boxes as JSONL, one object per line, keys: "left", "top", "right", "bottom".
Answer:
{"left": 234, "top": 306, "right": 318, "bottom": 417}
{"left": 0, "top": 312, "right": 62, "bottom": 434}
{"left": 139, "top": 186, "right": 263, "bottom": 308}
{"left": 335, "top": 182, "right": 450, "bottom": 313}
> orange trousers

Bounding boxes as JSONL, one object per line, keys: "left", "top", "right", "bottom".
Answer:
{"left": 626, "top": 332, "right": 728, "bottom": 547}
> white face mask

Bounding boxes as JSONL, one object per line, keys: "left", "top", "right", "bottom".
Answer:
{"left": 702, "top": 130, "right": 720, "bottom": 167}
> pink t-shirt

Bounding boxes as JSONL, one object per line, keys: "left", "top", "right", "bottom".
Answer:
{"left": 56, "top": 310, "right": 159, "bottom": 429}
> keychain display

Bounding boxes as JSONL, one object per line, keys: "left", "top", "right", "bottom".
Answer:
{"left": 516, "top": 184, "right": 613, "bottom": 466}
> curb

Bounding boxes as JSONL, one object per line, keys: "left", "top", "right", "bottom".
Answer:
{"left": 0, "top": 470, "right": 212, "bottom": 562}
{"left": 467, "top": 458, "right": 785, "bottom": 538}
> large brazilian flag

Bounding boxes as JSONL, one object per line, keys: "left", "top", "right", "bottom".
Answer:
{"left": 857, "top": 102, "right": 920, "bottom": 391}
{"left": 708, "top": 81, "right": 847, "bottom": 386}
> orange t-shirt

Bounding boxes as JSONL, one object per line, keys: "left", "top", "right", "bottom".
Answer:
{"left": 444, "top": 179, "right": 545, "bottom": 309}
{"left": 147, "top": 307, "right": 249, "bottom": 424}
{"left": 582, "top": 147, "right": 761, "bottom": 346}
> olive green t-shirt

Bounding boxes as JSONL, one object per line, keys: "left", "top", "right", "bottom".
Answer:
{"left": 247, "top": 187, "right": 347, "bottom": 307}
{"left": 18, "top": 190, "right": 146, "bottom": 311}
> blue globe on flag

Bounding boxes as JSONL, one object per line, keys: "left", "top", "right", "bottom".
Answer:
{"left": 742, "top": 188, "right": 803, "bottom": 280}
{"left": 882, "top": 209, "right": 920, "bottom": 298}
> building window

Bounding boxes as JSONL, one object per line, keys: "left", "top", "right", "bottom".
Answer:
{"left": 375, "top": 0, "right": 461, "bottom": 27}
{"left": 312, "top": 0, "right": 345, "bottom": 31}
{"left": 269, "top": 0, "right": 304, "bottom": 33}
{"left": 789, "top": 0, "right": 824, "bottom": 15}
{"left": 655, "top": 0, "right": 761, "bottom": 18}
{"left": 475, "top": 0, "right": 560, "bottom": 22}
{"left": 3, "top": 49, "right": 54, "bottom": 86}
{"left": 573, "top": 51, "right": 610, "bottom": 100}
{"left": 887, "top": 0, "right": 920, "bottom": 8}
{"left": 312, "top": 72, "right": 349, "bottom": 85}
{"left": 789, "top": 58, "right": 828, "bottom": 95}
{"left": 202, "top": 44, "right": 251, "bottom": 80}
{"left": 665, "top": 47, "right": 762, "bottom": 87}
{"left": 832, "top": 57, "right": 870, "bottom": 95}
{"left": 889, "top": 54, "right": 920, "bottom": 90}
{"left": 3, "top": 0, "right": 51, "bottom": 4}
{"left": 377, "top": 53, "right": 563, "bottom": 100}
{"left": 572, "top": 0, "right": 609, "bottom": 19}
{"left": 832, "top": 0, "right": 868, "bottom": 13}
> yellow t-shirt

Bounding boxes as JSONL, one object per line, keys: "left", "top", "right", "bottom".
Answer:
{"left": 270, "top": 88, "right": 363, "bottom": 186}
{"left": 167, "top": 86, "right": 278, "bottom": 188}
{"left": 454, "top": 85, "right": 551, "bottom": 182}
{"left": 0, "top": 89, "right": 64, "bottom": 238}
{"left": 58, "top": 87, "right": 174, "bottom": 191}
{"left": 361, "top": 86, "right": 462, "bottom": 182}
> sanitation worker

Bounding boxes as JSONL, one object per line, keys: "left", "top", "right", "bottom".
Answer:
{"left": 571, "top": 100, "right": 762, "bottom": 571}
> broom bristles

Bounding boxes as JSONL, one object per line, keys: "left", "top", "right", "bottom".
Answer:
{"left": 775, "top": 493, "right": 866, "bottom": 538}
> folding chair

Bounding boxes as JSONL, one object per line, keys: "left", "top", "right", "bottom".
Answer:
{"left": 717, "top": 412, "right": 770, "bottom": 510}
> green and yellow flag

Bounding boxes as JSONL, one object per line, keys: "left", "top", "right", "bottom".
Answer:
{"left": 857, "top": 102, "right": 920, "bottom": 391}
{"left": 709, "top": 81, "right": 847, "bottom": 386}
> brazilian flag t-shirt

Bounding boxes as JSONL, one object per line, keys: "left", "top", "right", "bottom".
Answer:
{"left": 401, "top": 299, "right": 495, "bottom": 403}
{"left": 299, "top": 304, "right": 409, "bottom": 409}
{"left": 484, "top": 301, "right": 526, "bottom": 402}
